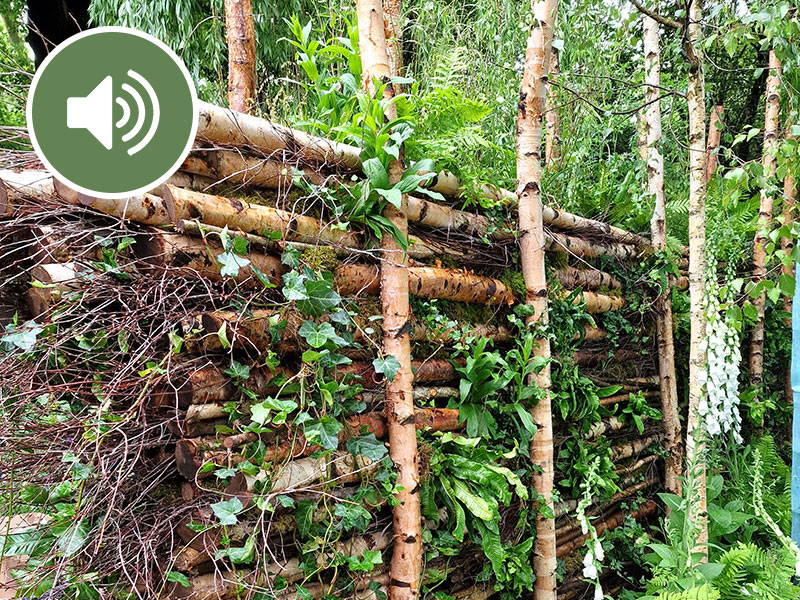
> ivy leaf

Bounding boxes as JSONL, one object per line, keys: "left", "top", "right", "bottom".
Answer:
{"left": 217, "top": 252, "right": 251, "bottom": 278}
{"left": 166, "top": 571, "right": 190, "bottom": 588}
{"left": 304, "top": 416, "right": 343, "bottom": 450}
{"left": 346, "top": 434, "right": 388, "bottom": 461}
{"left": 224, "top": 360, "right": 250, "bottom": 381}
{"left": 298, "top": 321, "right": 346, "bottom": 348}
{"left": 372, "top": 355, "right": 401, "bottom": 381}
{"left": 1, "top": 321, "right": 43, "bottom": 352}
{"left": 282, "top": 271, "right": 309, "bottom": 301}
{"left": 217, "top": 322, "right": 231, "bottom": 350}
{"left": 297, "top": 279, "right": 342, "bottom": 317}
{"left": 211, "top": 497, "right": 243, "bottom": 525}
{"left": 295, "top": 500, "right": 316, "bottom": 537}
{"left": 215, "top": 535, "right": 255, "bottom": 564}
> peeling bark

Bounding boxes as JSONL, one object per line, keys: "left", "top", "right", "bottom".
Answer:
{"left": 355, "top": 1, "right": 421, "bottom": 597}
{"left": 705, "top": 105, "right": 724, "bottom": 182}
{"left": 685, "top": 0, "right": 709, "bottom": 559}
{"left": 224, "top": 0, "right": 257, "bottom": 114}
{"left": 749, "top": 51, "right": 782, "bottom": 389}
{"left": 644, "top": 14, "right": 682, "bottom": 496}
{"left": 517, "top": 1, "right": 559, "bottom": 598}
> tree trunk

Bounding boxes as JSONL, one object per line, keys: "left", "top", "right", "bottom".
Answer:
{"left": 355, "top": 2, "right": 421, "bottom": 598}
{"left": 517, "top": 1, "right": 559, "bottom": 598}
{"left": 685, "top": 0, "right": 709, "bottom": 559}
{"left": 749, "top": 50, "right": 782, "bottom": 389}
{"left": 705, "top": 105, "right": 724, "bottom": 182}
{"left": 224, "top": 0, "right": 257, "bottom": 113}
{"left": 643, "top": 14, "right": 682, "bottom": 496}
{"left": 385, "top": 0, "right": 403, "bottom": 78}
{"left": 545, "top": 47, "right": 561, "bottom": 165}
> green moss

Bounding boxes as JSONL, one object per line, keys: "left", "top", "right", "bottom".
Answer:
{"left": 500, "top": 269, "right": 526, "bottom": 299}
{"left": 300, "top": 246, "right": 339, "bottom": 272}
{"left": 546, "top": 252, "right": 569, "bottom": 269}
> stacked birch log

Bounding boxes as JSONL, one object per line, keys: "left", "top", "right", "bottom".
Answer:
{"left": 0, "top": 101, "right": 670, "bottom": 599}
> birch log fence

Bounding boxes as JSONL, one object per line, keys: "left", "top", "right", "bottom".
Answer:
{"left": 0, "top": 13, "right": 681, "bottom": 600}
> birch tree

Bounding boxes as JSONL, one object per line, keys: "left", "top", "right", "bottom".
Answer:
{"left": 643, "top": 14, "right": 682, "bottom": 496}
{"left": 355, "top": 1, "right": 421, "bottom": 598}
{"left": 685, "top": 0, "right": 709, "bottom": 559}
{"left": 224, "top": 0, "right": 257, "bottom": 113}
{"left": 750, "top": 51, "right": 782, "bottom": 389}
{"left": 517, "top": 0, "right": 559, "bottom": 597}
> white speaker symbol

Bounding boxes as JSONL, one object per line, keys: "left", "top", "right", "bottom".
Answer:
{"left": 66, "top": 70, "right": 160, "bottom": 156}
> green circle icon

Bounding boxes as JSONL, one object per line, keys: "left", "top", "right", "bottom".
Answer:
{"left": 27, "top": 27, "right": 198, "bottom": 199}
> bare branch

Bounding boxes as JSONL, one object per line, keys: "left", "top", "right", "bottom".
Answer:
{"left": 628, "top": 0, "right": 681, "bottom": 29}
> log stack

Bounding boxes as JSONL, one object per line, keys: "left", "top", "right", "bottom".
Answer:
{"left": 0, "top": 102, "right": 667, "bottom": 600}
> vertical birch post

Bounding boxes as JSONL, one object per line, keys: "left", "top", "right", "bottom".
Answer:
{"left": 749, "top": 51, "right": 782, "bottom": 389}
{"left": 545, "top": 47, "right": 561, "bottom": 165}
{"left": 355, "top": 2, "right": 421, "bottom": 598}
{"left": 705, "top": 105, "right": 724, "bottom": 183}
{"left": 517, "top": 1, "right": 558, "bottom": 597}
{"left": 224, "top": 0, "right": 257, "bottom": 113}
{"left": 385, "top": 0, "right": 403, "bottom": 78}
{"left": 643, "top": 14, "right": 682, "bottom": 496}
{"left": 685, "top": 0, "right": 709, "bottom": 559}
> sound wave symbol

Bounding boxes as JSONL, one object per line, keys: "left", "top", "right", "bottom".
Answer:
{"left": 66, "top": 70, "right": 160, "bottom": 155}
{"left": 116, "top": 70, "right": 160, "bottom": 155}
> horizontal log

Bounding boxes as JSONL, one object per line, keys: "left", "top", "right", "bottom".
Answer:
{"left": 156, "top": 358, "right": 458, "bottom": 410}
{"left": 573, "top": 290, "right": 625, "bottom": 313}
{"left": 614, "top": 454, "right": 658, "bottom": 478}
{"left": 26, "top": 262, "right": 86, "bottom": 317}
{"left": 193, "top": 309, "right": 511, "bottom": 355}
{"left": 556, "top": 500, "right": 657, "bottom": 558}
{"left": 334, "top": 263, "right": 515, "bottom": 305}
{"left": 193, "top": 104, "right": 647, "bottom": 248}
{"left": 163, "top": 185, "right": 361, "bottom": 248}
{"left": 182, "top": 150, "right": 646, "bottom": 262}
{"left": 0, "top": 169, "right": 56, "bottom": 215}
{"left": 196, "top": 101, "right": 363, "bottom": 170}
{"left": 175, "top": 407, "right": 461, "bottom": 480}
{"left": 135, "top": 230, "right": 285, "bottom": 287}
{"left": 552, "top": 267, "right": 622, "bottom": 291}
{"left": 554, "top": 476, "right": 659, "bottom": 519}
{"left": 571, "top": 347, "right": 643, "bottom": 367}
{"left": 183, "top": 149, "right": 327, "bottom": 189}
{"left": 546, "top": 230, "right": 639, "bottom": 261}
{"left": 598, "top": 390, "right": 659, "bottom": 407}
{"left": 610, "top": 433, "right": 664, "bottom": 461}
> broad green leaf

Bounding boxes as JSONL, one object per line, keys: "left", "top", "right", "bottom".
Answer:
{"left": 304, "top": 416, "right": 343, "bottom": 450}
{"left": 298, "top": 279, "right": 342, "bottom": 317}
{"left": 211, "top": 497, "right": 243, "bottom": 526}
{"left": 217, "top": 252, "right": 251, "bottom": 278}
{"left": 346, "top": 434, "right": 388, "bottom": 461}
{"left": 372, "top": 355, "right": 401, "bottom": 381}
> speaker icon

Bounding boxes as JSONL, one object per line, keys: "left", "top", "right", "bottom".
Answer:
{"left": 66, "top": 70, "right": 160, "bottom": 156}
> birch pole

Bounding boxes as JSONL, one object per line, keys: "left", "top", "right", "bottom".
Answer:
{"left": 224, "top": 0, "right": 257, "bottom": 113}
{"left": 355, "top": 2, "right": 421, "bottom": 598}
{"left": 750, "top": 50, "right": 783, "bottom": 389}
{"left": 705, "top": 105, "right": 724, "bottom": 183}
{"left": 385, "top": 0, "right": 403, "bottom": 78}
{"left": 545, "top": 47, "right": 561, "bottom": 165}
{"left": 685, "top": 0, "right": 709, "bottom": 559}
{"left": 643, "top": 14, "right": 682, "bottom": 496}
{"left": 517, "top": 0, "right": 558, "bottom": 597}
